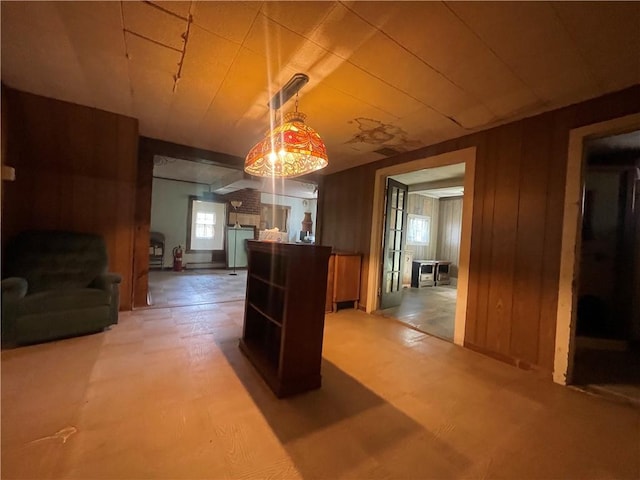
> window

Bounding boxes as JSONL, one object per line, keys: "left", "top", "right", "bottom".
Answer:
{"left": 195, "top": 212, "right": 215, "bottom": 239}
{"left": 407, "top": 214, "right": 431, "bottom": 246}
{"left": 187, "top": 197, "right": 225, "bottom": 251}
{"left": 260, "top": 204, "right": 290, "bottom": 232}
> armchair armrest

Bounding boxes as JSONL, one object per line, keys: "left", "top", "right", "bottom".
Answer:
{"left": 90, "top": 273, "right": 122, "bottom": 291}
{"left": 2, "top": 277, "right": 27, "bottom": 348}
{"left": 1, "top": 277, "right": 28, "bottom": 300}
{"left": 90, "top": 273, "right": 121, "bottom": 326}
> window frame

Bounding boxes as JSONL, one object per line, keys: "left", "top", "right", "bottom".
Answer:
{"left": 259, "top": 203, "right": 291, "bottom": 232}
{"left": 186, "top": 195, "right": 226, "bottom": 253}
{"left": 406, "top": 213, "right": 431, "bottom": 246}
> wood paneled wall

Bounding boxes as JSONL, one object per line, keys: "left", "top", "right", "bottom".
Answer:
{"left": 436, "top": 197, "right": 463, "bottom": 278}
{"left": 1, "top": 87, "right": 139, "bottom": 309}
{"left": 318, "top": 85, "right": 640, "bottom": 376}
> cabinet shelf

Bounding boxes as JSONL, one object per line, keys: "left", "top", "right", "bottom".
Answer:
{"left": 247, "top": 301, "right": 282, "bottom": 327}
{"left": 240, "top": 240, "right": 331, "bottom": 398}
{"left": 249, "top": 273, "right": 286, "bottom": 290}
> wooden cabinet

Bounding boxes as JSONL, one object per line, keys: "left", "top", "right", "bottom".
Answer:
{"left": 326, "top": 252, "right": 362, "bottom": 312}
{"left": 240, "top": 240, "right": 331, "bottom": 398}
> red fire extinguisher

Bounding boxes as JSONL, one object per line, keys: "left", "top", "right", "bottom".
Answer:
{"left": 172, "top": 245, "right": 183, "bottom": 272}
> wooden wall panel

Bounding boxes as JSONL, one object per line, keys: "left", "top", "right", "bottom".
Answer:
{"left": 319, "top": 167, "right": 374, "bottom": 307}
{"left": 484, "top": 122, "right": 522, "bottom": 357}
{"left": 436, "top": 197, "right": 463, "bottom": 277}
{"left": 318, "top": 85, "right": 640, "bottom": 376}
{"left": 509, "top": 115, "right": 551, "bottom": 365}
{"left": 1, "top": 88, "right": 138, "bottom": 309}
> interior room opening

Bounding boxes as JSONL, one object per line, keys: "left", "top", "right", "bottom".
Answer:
{"left": 147, "top": 155, "right": 319, "bottom": 309}
{"left": 570, "top": 129, "right": 640, "bottom": 402}
{"left": 377, "top": 163, "right": 466, "bottom": 342}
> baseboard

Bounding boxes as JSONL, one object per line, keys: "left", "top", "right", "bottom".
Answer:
{"left": 184, "top": 262, "right": 226, "bottom": 269}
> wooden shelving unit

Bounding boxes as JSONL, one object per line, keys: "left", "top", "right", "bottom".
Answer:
{"left": 239, "top": 240, "right": 332, "bottom": 398}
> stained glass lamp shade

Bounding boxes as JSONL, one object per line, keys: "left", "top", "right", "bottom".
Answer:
{"left": 245, "top": 112, "right": 328, "bottom": 178}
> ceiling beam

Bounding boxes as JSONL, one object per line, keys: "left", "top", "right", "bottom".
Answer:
{"left": 210, "top": 171, "right": 247, "bottom": 192}
{"left": 139, "top": 137, "right": 245, "bottom": 170}
{"left": 408, "top": 176, "right": 465, "bottom": 192}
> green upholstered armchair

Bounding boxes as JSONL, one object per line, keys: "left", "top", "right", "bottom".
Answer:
{"left": 1, "top": 230, "right": 121, "bottom": 348}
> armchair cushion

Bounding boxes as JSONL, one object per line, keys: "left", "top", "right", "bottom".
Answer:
{"left": 18, "top": 289, "right": 111, "bottom": 316}
{"left": 2, "top": 230, "right": 121, "bottom": 348}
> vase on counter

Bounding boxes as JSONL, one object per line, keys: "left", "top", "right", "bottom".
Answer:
{"left": 301, "top": 212, "right": 313, "bottom": 233}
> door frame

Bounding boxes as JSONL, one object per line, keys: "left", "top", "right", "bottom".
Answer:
{"left": 553, "top": 113, "right": 640, "bottom": 384}
{"left": 366, "top": 147, "right": 477, "bottom": 346}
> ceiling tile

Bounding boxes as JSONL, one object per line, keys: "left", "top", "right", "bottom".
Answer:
{"left": 125, "top": 32, "right": 182, "bottom": 74}
{"left": 349, "top": 2, "right": 540, "bottom": 119}
{"left": 76, "top": 54, "right": 133, "bottom": 117}
{"left": 0, "top": 7, "right": 92, "bottom": 108}
{"left": 55, "top": 5, "right": 126, "bottom": 57}
{"left": 122, "top": 1, "right": 187, "bottom": 51}
{"left": 180, "top": 25, "right": 240, "bottom": 86}
{"left": 304, "top": 3, "right": 380, "bottom": 66}
{"left": 348, "top": 31, "right": 496, "bottom": 128}
{"left": 148, "top": 1, "right": 192, "bottom": 19}
{"left": 129, "top": 64, "right": 175, "bottom": 136}
{"left": 53, "top": 1, "right": 123, "bottom": 30}
{"left": 552, "top": 1, "right": 640, "bottom": 91}
{"left": 192, "top": 1, "right": 261, "bottom": 44}
{"left": 242, "top": 14, "right": 327, "bottom": 84}
{"left": 261, "top": 1, "right": 338, "bottom": 37}
{"left": 446, "top": 1, "right": 601, "bottom": 105}
{"left": 320, "top": 61, "right": 424, "bottom": 119}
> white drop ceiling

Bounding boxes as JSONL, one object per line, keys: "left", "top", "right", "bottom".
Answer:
{"left": 391, "top": 162, "right": 465, "bottom": 198}
{"left": 153, "top": 155, "right": 318, "bottom": 198}
{"left": 2, "top": 1, "right": 639, "bottom": 176}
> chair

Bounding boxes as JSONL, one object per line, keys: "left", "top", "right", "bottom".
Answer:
{"left": 1, "top": 230, "right": 121, "bottom": 348}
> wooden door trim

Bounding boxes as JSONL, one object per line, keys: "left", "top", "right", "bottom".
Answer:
{"left": 554, "top": 113, "right": 640, "bottom": 385}
{"left": 366, "top": 147, "right": 477, "bottom": 346}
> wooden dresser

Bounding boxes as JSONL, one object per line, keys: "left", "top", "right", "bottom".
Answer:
{"left": 326, "top": 252, "right": 362, "bottom": 312}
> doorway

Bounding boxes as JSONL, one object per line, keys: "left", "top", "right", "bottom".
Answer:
{"left": 379, "top": 168, "right": 465, "bottom": 341}
{"left": 144, "top": 153, "right": 320, "bottom": 309}
{"left": 555, "top": 114, "right": 640, "bottom": 403}
{"left": 367, "top": 147, "right": 476, "bottom": 346}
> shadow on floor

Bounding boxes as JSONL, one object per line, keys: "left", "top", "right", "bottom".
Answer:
{"left": 217, "top": 336, "right": 472, "bottom": 478}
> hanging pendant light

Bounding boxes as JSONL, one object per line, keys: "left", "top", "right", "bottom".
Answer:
{"left": 245, "top": 75, "right": 328, "bottom": 178}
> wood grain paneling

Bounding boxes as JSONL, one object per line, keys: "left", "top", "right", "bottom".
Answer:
{"left": 1, "top": 87, "right": 138, "bottom": 309}
{"left": 319, "top": 167, "right": 374, "bottom": 298}
{"left": 484, "top": 122, "right": 522, "bottom": 357}
{"left": 436, "top": 197, "right": 463, "bottom": 277}
{"left": 405, "top": 193, "right": 438, "bottom": 260}
{"left": 318, "top": 85, "right": 640, "bottom": 376}
{"left": 510, "top": 115, "right": 550, "bottom": 365}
